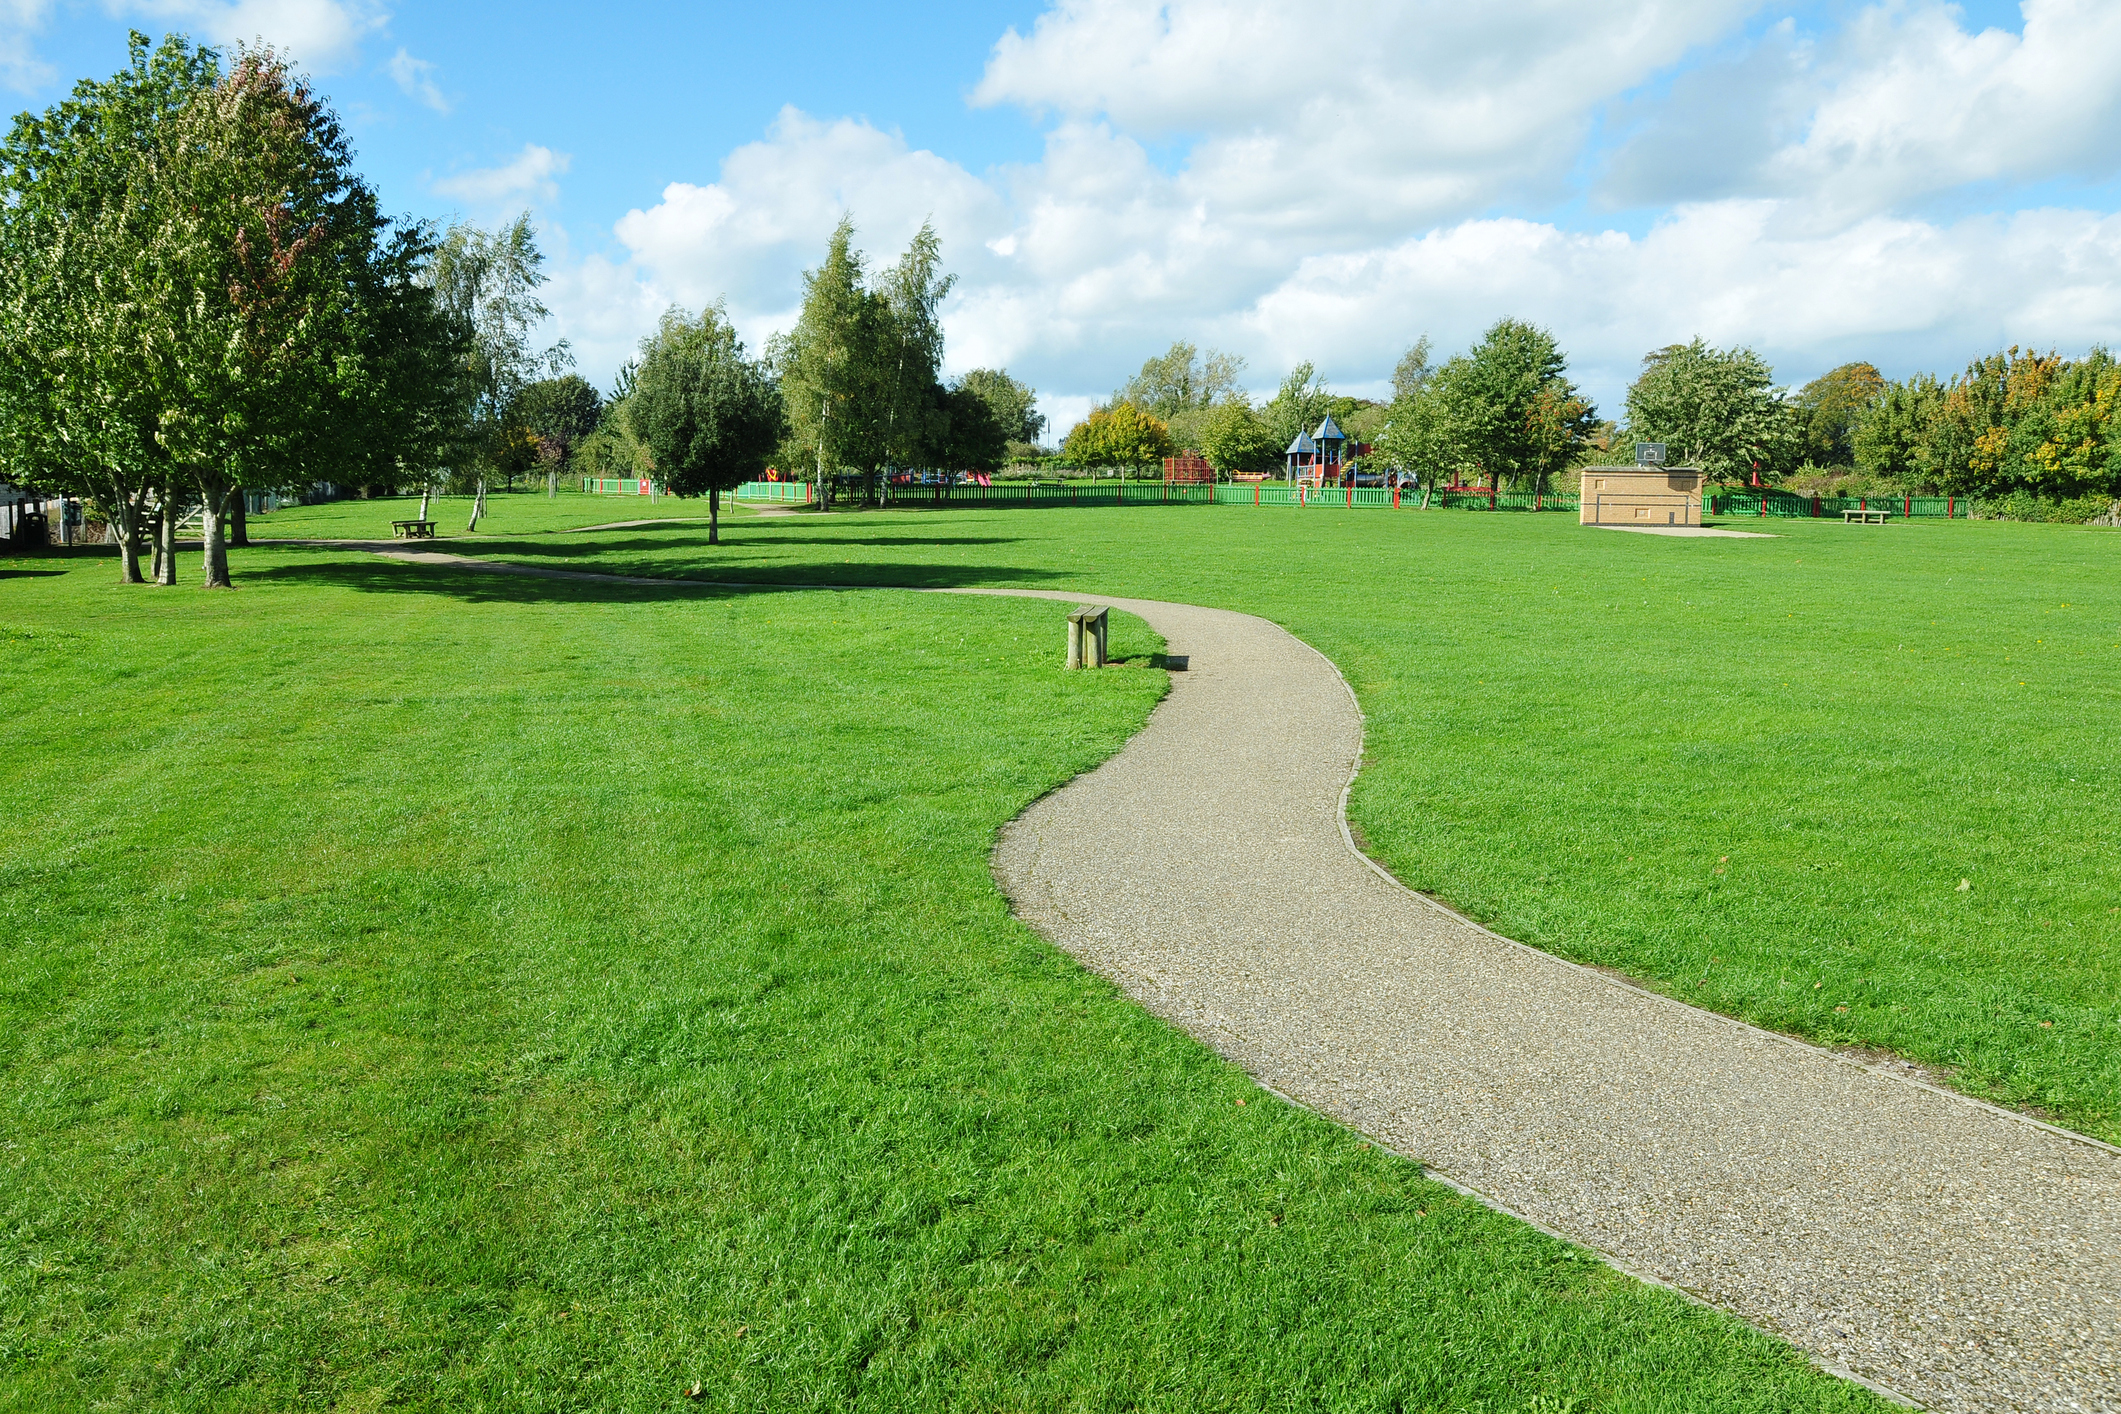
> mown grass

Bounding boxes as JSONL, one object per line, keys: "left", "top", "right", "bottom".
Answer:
{"left": 249, "top": 486, "right": 710, "bottom": 541}
{"left": 406, "top": 500, "right": 2121, "bottom": 1142}
{"left": 0, "top": 546, "right": 1879, "bottom": 1411}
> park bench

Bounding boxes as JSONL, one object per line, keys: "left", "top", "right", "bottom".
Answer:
{"left": 391, "top": 519, "right": 437, "bottom": 539}
{"left": 1841, "top": 508, "right": 1890, "bottom": 524}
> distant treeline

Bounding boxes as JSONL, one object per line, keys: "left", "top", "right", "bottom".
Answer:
{"left": 1056, "top": 329, "right": 2121, "bottom": 519}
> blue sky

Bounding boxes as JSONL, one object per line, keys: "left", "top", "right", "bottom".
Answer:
{"left": 7, "top": 1, "right": 2121, "bottom": 435}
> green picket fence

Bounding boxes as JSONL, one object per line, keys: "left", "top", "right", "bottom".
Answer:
{"left": 732, "top": 480, "right": 1585, "bottom": 511}
{"left": 1708, "top": 491, "right": 1961, "bottom": 519}
{"left": 581, "top": 477, "right": 659, "bottom": 496}
{"left": 733, "top": 481, "right": 812, "bottom": 502}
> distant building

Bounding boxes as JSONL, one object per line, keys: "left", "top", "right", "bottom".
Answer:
{"left": 1580, "top": 468, "right": 1704, "bottom": 527}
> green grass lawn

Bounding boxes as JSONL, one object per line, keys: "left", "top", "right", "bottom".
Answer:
{"left": 0, "top": 546, "right": 1879, "bottom": 1411}
{"left": 418, "top": 501, "right": 2121, "bottom": 1142}
{"left": 251, "top": 487, "right": 722, "bottom": 542}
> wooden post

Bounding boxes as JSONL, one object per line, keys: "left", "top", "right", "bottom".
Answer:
{"left": 1067, "top": 610, "right": 1085, "bottom": 670}
{"left": 1088, "top": 607, "right": 1108, "bottom": 667}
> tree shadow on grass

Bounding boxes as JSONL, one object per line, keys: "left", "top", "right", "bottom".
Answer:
{"left": 524, "top": 532, "right": 1025, "bottom": 552}
{"left": 241, "top": 554, "right": 1070, "bottom": 606}
{"left": 0, "top": 567, "right": 70, "bottom": 579}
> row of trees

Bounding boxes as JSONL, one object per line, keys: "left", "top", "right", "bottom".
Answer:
{"left": 0, "top": 34, "right": 465, "bottom": 584}
{"left": 1060, "top": 327, "right": 2121, "bottom": 508}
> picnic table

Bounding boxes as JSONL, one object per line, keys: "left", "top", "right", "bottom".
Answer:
{"left": 1841, "top": 508, "right": 1891, "bottom": 524}
{"left": 391, "top": 519, "right": 437, "bottom": 539}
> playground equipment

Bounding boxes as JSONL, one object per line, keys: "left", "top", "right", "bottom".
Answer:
{"left": 1285, "top": 416, "right": 1370, "bottom": 488}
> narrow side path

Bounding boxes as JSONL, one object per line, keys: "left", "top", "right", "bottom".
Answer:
{"left": 349, "top": 543, "right": 2118, "bottom": 1413}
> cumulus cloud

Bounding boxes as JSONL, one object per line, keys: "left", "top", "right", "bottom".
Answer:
{"left": 128, "top": 0, "right": 387, "bottom": 71}
{"left": 1603, "top": 0, "right": 2121, "bottom": 217}
{"left": 432, "top": 144, "right": 572, "bottom": 207}
{"left": 541, "top": 0, "right": 2121, "bottom": 424}
{"left": 0, "top": 0, "right": 55, "bottom": 92}
{"left": 386, "top": 46, "right": 448, "bottom": 113}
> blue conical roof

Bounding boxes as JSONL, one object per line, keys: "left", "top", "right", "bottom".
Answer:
{"left": 1285, "top": 430, "right": 1316, "bottom": 455}
{"left": 1315, "top": 414, "right": 1344, "bottom": 442}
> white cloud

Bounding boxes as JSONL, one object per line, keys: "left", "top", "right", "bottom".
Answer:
{"left": 974, "top": 0, "right": 1766, "bottom": 237}
{"left": 432, "top": 143, "right": 571, "bottom": 207}
{"left": 129, "top": 0, "right": 387, "bottom": 72}
{"left": 386, "top": 46, "right": 447, "bottom": 113}
{"left": 542, "top": 0, "right": 2121, "bottom": 423}
{"left": 0, "top": 0, "right": 55, "bottom": 91}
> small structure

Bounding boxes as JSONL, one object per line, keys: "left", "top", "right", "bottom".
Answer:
{"left": 1580, "top": 467, "right": 1704, "bottom": 526}
{"left": 1286, "top": 416, "right": 1356, "bottom": 487}
{"left": 1162, "top": 451, "right": 1214, "bottom": 484}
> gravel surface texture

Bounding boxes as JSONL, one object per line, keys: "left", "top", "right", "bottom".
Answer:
{"left": 343, "top": 548, "right": 2119, "bottom": 1412}
{"left": 982, "top": 590, "right": 2121, "bottom": 1414}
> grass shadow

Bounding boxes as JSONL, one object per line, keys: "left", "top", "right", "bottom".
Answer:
{"left": 241, "top": 554, "right": 1070, "bottom": 605}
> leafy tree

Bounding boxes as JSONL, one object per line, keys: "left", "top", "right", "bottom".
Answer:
{"left": 772, "top": 217, "right": 889, "bottom": 509}
{"left": 514, "top": 374, "right": 603, "bottom": 489}
{"left": 873, "top": 221, "right": 953, "bottom": 500}
{"left": 142, "top": 46, "right": 410, "bottom": 586}
{"left": 1625, "top": 338, "right": 1797, "bottom": 483}
{"left": 1434, "top": 320, "right": 1595, "bottom": 491}
{"left": 936, "top": 380, "right": 1009, "bottom": 474}
{"left": 955, "top": 368, "right": 1045, "bottom": 444}
{"left": 0, "top": 32, "right": 218, "bottom": 583}
{"left": 628, "top": 304, "right": 781, "bottom": 544}
{"left": 426, "top": 214, "right": 570, "bottom": 491}
{"left": 1197, "top": 399, "right": 1277, "bottom": 476}
{"left": 1851, "top": 375, "right": 1946, "bottom": 486}
{"left": 1391, "top": 337, "right": 1433, "bottom": 402}
{"left": 1263, "top": 362, "right": 1334, "bottom": 458}
{"left": 1063, "top": 403, "right": 1172, "bottom": 476}
{"left": 1116, "top": 342, "right": 1245, "bottom": 418}
{"left": 1796, "top": 362, "right": 1885, "bottom": 466}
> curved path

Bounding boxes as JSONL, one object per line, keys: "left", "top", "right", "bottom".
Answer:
{"left": 349, "top": 543, "right": 2120, "bottom": 1412}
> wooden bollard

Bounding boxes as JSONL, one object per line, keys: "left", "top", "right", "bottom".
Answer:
{"left": 1066, "top": 606, "right": 1109, "bottom": 668}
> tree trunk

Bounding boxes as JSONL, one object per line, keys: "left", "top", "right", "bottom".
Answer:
{"left": 199, "top": 478, "right": 234, "bottom": 588}
{"left": 229, "top": 492, "right": 249, "bottom": 547}
{"left": 154, "top": 480, "right": 178, "bottom": 585}
{"left": 418, "top": 484, "right": 431, "bottom": 521}
{"left": 466, "top": 478, "right": 483, "bottom": 532}
{"left": 115, "top": 486, "right": 148, "bottom": 583}
{"left": 709, "top": 486, "right": 720, "bottom": 545}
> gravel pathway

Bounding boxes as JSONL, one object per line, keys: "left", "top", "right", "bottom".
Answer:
{"left": 335, "top": 546, "right": 2119, "bottom": 1411}
{"left": 985, "top": 590, "right": 2121, "bottom": 1414}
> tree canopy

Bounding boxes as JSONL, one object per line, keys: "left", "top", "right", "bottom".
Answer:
{"left": 1063, "top": 403, "right": 1173, "bottom": 474}
{"left": 1625, "top": 339, "right": 1796, "bottom": 482}
{"left": 629, "top": 304, "right": 781, "bottom": 541}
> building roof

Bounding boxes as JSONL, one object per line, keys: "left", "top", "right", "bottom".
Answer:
{"left": 1315, "top": 414, "right": 1345, "bottom": 442}
{"left": 1285, "top": 430, "right": 1317, "bottom": 455}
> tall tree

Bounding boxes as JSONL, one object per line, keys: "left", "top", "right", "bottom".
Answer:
{"left": 629, "top": 303, "right": 781, "bottom": 544}
{"left": 514, "top": 373, "right": 603, "bottom": 491}
{"left": 142, "top": 46, "right": 400, "bottom": 587}
{"left": 954, "top": 368, "right": 1045, "bottom": 445}
{"left": 1391, "top": 336, "right": 1434, "bottom": 402}
{"left": 1116, "top": 341, "right": 1246, "bottom": 418}
{"left": 0, "top": 31, "right": 218, "bottom": 583}
{"left": 1263, "top": 362, "right": 1333, "bottom": 455}
{"left": 772, "top": 217, "right": 887, "bottom": 510}
{"left": 874, "top": 220, "right": 952, "bottom": 501}
{"left": 1796, "top": 362, "right": 1885, "bottom": 467}
{"left": 425, "top": 214, "right": 570, "bottom": 493}
{"left": 1434, "top": 320, "right": 1595, "bottom": 491}
{"left": 1626, "top": 338, "right": 1797, "bottom": 483}
{"left": 1197, "top": 399, "right": 1277, "bottom": 476}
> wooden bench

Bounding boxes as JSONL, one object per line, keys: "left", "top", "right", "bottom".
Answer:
{"left": 391, "top": 519, "right": 437, "bottom": 539}
{"left": 1841, "top": 508, "right": 1890, "bottom": 524}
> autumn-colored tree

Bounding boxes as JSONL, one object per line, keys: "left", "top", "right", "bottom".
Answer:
{"left": 1063, "top": 402, "right": 1173, "bottom": 476}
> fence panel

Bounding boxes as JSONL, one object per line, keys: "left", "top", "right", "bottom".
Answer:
{"left": 1708, "top": 492, "right": 1960, "bottom": 519}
